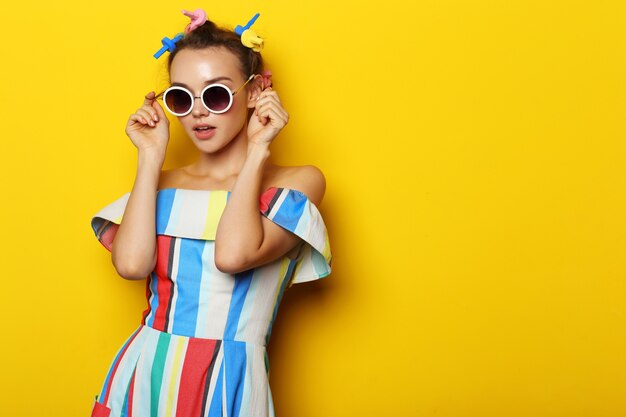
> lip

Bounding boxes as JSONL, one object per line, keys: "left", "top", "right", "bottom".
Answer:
{"left": 194, "top": 126, "right": 216, "bottom": 140}
{"left": 193, "top": 122, "right": 216, "bottom": 130}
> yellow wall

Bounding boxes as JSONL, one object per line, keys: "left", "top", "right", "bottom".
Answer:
{"left": 1, "top": 0, "right": 626, "bottom": 415}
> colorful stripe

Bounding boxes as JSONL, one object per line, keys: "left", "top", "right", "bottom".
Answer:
{"left": 175, "top": 338, "right": 218, "bottom": 416}
{"left": 152, "top": 235, "right": 176, "bottom": 330}
{"left": 224, "top": 270, "right": 254, "bottom": 340}
{"left": 151, "top": 331, "right": 170, "bottom": 415}
{"left": 203, "top": 190, "right": 228, "bottom": 240}
{"left": 99, "top": 326, "right": 143, "bottom": 405}
{"left": 171, "top": 238, "right": 203, "bottom": 336}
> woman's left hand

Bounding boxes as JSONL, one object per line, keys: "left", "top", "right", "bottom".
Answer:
{"left": 247, "top": 87, "right": 289, "bottom": 147}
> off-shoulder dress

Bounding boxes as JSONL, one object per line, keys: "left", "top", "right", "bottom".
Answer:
{"left": 89, "top": 186, "right": 332, "bottom": 417}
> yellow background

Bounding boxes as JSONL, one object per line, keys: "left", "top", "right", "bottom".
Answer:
{"left": 1, "top": 0, "right": 626, "bottom": 415}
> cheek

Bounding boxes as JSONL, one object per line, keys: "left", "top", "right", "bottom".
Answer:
{"left": 228, "top": 105, "right": 251, "bottom": 126}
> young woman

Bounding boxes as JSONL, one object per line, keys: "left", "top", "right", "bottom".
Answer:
{"left": 89, "top": 11, "right": 332, "bottom": 417}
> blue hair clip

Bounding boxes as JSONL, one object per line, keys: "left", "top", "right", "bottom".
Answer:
{"left": 234, "top": 13, "right": 264, "bottom": 52}
{"left": 153, "top": 33, "right": 184, "bottom": 59}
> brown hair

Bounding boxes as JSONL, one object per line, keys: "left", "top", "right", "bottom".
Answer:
{"left": 167, "top": 19, "right": 264, "bottom": 80}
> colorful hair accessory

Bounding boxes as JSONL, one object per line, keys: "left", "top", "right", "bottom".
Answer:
{"left": 260, "top": 70, "right": 273, "bottom": 89}
{"left": 153, "top": 33, "right": 184, "bottom": 59}
{"left": 235, "top": 13, "right": 264, "bottom": 52}
{"left": 182, "top": 8, "right": 207, "bottom": 33}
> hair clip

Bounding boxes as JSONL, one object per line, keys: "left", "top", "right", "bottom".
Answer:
{"left": 235, "top": 13, "right": 264, "bottom": 52}
{"left": 153, "top": 9, "right": 207, "bottom": 59}
{"left": 153, "top": 33, "right": 184, "bottom": 59}
{"left": 182, "top": 8, "right": 207, "bottom": 33}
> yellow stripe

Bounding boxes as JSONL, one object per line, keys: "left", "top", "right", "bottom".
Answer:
{"left": 165, "top": 337, "right": 186, "bottom": 416}
{"left": 202, "top": 191, "right": 228, "bottom": 240}
{"left": 322, "top": 228, "right": 332, "bottom": 261}
{"left": 114, "top": 214, "right": 123, "bottom": 224}
{"left": 274, "top": 257, "right": 291, "bottom": 302}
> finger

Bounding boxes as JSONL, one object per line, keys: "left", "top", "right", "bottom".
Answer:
{"left": 136, "top": 109, "right": 156, "bottom": 126}
{"left": 139, "top": 104, "right": 159, "bottom": 122}
{"left": 132, "top": 114, "right": 149, "bottom": 125}
{"left": 256, "top": 96, "right": 283, "bottom": 113}
{"left": 257, "top": 107, "right": 287, "bottom": 127}
{"left": 258, "top": 89, "right": 281, "bottom": 104}
{"left": 256, "top": 101, "right": 288, "bottom": 121}
{"left": 255, "top": 96, "right": 282, "bottom": 113}
{"left": 257, "top": 90, "right": 281, "bottom": 105}
{"left": 144, "top": 91, "right": 156, "bottom": 104}
{"left": 151, "top": 99, "right": 167, "bottom": 121}
{"left": 128, "top": 114, "right": 149, "bottom": 127}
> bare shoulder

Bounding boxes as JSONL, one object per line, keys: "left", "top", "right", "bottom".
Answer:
{"left": 268, "top": 165, "right": 327, "bottom": 206}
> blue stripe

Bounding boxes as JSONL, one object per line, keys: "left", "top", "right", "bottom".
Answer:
{"left": 270, "top": 190, "right": 306, "bottom": 232}
{"left": 171, "top": 238, "right": 203, "bottom": 336}
{"left": 146, "top": 272, "right": 159, "bottom": 327}
{"left": 224, "top": 269, "right": 253, "bottom": 340}
{"left": 224, "top": 341, "right": 247, "bottom": 417}
{"left": 99, "top": 326, "right": 142, "bottom": 401}
{"left": 156, "top": 189, "right": 176, "bottom": 235}
{"left": 208, "top": 361, "right": 224, "bottom": 417}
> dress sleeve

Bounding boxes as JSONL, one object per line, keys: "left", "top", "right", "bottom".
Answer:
{"left": 259, "top": 187, "right": 333, "bottom": 287}
{"left": 90, "top": 193, "right": 130, "bottom": 252}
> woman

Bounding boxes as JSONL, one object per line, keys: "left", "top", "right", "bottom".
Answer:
{"left": 90, "top": 10, "right": 332, "bottom": 417}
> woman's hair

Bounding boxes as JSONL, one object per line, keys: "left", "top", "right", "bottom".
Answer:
{"left": 167, "top": 19, "right": 264, "bottom": 80}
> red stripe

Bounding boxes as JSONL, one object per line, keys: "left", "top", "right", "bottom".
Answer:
{"left": 99, "top": 223, "right": 119, "bottom": 252}
{"left": 102, "top": 328, "right": 141, "bottom": 405}
{"left": 91, "top": 401, "right": 111, "bottom": 417}
{"left": 259, "top": 187, "right": 279, "bottom": 213}
{"left": 141, "top": 273, "right": 152, "bottom": 324}
{"left": 127, "top": 370, "right": 136, "bottom": 417}
{"left": 175, "top": 338, "right": 218, "bottom": 416}
{"left": 153, "top": 235, "right": 174, "bottom": 330}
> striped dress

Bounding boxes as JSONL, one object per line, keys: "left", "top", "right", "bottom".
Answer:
{"left": 89, "top": 186, "right": 332, "bottom": 417}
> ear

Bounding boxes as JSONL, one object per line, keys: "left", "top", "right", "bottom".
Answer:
{"left": 246, "top": 74, "right": 265, "bottom": 109}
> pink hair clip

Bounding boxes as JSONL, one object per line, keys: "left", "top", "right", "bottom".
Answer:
{"left": 182, "top": 8, "right": 207, "bottom": 33}
{"left": 260, "top": 70, "right": 272, "bottom": 89}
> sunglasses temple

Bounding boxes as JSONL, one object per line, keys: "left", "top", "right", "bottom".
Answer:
{"left": 232, "top": 74, "right": 256, "bottom": 96}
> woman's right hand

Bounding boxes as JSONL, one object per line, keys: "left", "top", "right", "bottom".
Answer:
{"left": 125, "top": 91, "right": 170, "bottom": 158}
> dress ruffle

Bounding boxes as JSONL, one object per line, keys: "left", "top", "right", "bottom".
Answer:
{"left": 91, "top": 187, "right": 332, "bottom": 287}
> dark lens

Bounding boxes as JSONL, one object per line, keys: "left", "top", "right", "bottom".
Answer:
{"left": 165, "top": 89, "right": 192, "bottom": 114}
{"left": 203, "top": 86, "right": 231, "bottom": 112}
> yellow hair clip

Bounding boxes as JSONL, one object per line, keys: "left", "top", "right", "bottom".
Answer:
{"left": 235, "top": 13, "right": 264, "bottom": 52}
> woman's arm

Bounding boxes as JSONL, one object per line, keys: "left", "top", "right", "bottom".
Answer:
{"left": 112, "top": 90, "right": 169, "bottom": 280}
{"left": 110, "top": 150, "right": 163, "bottom": 280}
{"left": 214, "top": 143, "right": 326, "bottom": 274}
{"left": 215, "top": 83, "right": 326, "bottom": 274}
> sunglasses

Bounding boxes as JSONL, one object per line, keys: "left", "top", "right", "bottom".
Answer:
{"left": 155, "top": 74, "right": 255, "bottom": 116}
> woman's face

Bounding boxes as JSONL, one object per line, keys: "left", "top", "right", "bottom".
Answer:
{"left": 169, "top": 47, "right": 253, "bottom": 152}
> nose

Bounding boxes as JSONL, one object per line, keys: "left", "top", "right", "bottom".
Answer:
{"left": 191, "top": 95, "right": 209, "bottom": 117}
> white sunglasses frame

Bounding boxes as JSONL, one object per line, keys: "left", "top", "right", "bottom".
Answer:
{"left": 157, "top": 74, "right": 255, "bottom": 116}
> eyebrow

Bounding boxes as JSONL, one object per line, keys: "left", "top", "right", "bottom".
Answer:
{"left": 171, "top": 76, "right": 233, "bottom": 88}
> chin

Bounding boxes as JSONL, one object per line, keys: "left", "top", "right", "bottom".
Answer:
{"left": 192, "top": 135, "right": 234, "bottom": 155}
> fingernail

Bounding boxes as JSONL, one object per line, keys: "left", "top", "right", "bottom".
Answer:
{"left": 153, "top": 114, "right": 158, "bottom": 121}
